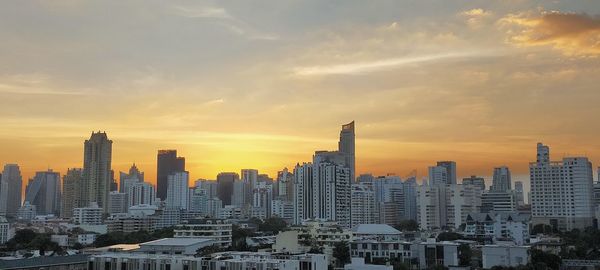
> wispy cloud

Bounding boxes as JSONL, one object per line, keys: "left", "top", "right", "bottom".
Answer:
{"left": 173, "top": 6, "right": 233, "bottom": 20}
{"left": 292, "top": 52, "right": 488, "bottom": 76}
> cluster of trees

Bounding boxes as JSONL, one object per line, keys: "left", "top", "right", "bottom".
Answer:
{"left": 558, "top": 227, "right": 600, "bottom": 260}
{"left": 1, "top": 229, "right": 64, "bottom": 255}
{"left": 393, "top": 220, "right": 419, "bottom": 232}
{"left": 93, "top": 227, "right": 174, "bottom": 247}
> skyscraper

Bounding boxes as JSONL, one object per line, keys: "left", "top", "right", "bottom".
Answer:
{"left": 0, "top": 164, "right": 22, "bottom": 217}
{"left": 157, "top": 150, "right": 185, "bottom": 201}
{"left": 24, "top": 170, "right": 61, "bottom": 216}
{"left": 339, "top": 121, "right": 355, "bottom": 181}
{"left": 530, "top": 143, "right": 594, "bottom": 231}
{"left": 216, "top": 172, "right": 239, "bottom": 206}
{"left": 82, "top": 131, "right": 113, "bottom": 212}
{"left": 120, "top": 163, "right": 144, "bottom": 193}
{"left": 128, "top": 182, "right": 155, "bottom": 208}
{"left": 166, "top": 171, "right": 189, "bottom": 210}
{"left": 514, "top": 181, "right": 525, "bottom": 206}
{"left": 61, "top": 168, "right": 83, "bottom": 218}
{"left": 436, "top": 161, "right": 457, "bottom": 185}
{"left": 351, "top": 183, "right": 376, "bottom": 227}
{"left": 428, "top": 165, "right": 449, "bottom": 186}
{"left": 462, "top": 175, "right": 486, "bottom": 191}
{"left": 491, "top": 166, "right": 511, "bottom": 192}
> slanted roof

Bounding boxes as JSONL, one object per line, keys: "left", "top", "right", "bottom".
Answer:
{"left": 353, "top": 224, "right": 401, "bottom": 235}
{"left": 140, "top": 238, "right": 213, "bottom": 247}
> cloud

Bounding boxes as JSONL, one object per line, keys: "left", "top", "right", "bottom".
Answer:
{"left": 499, "top": 11, "right": 600, "bottom": 56}
{"left": 173, "top": 6, "right": 232, "bottom": 20}
{"left": 460, "top": 8, "right": 493, "bottom": 29}
{"left": 292, "top": 52, "right": 487, "bottom": 76}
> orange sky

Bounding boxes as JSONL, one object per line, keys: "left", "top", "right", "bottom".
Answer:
{"left": 1, "top": 1, "right": 600, "bottom": 195}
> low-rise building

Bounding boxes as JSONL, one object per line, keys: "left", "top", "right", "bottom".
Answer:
{"left": 174, "top": 218, "right": 232, "bottom": 248}
{"left": 412, "top": 239, "right": 460, "bottom": 270}
{"left": 138, "top": 238, "right": 215, "bottom": 255}
{"left": 73, "top": 203, "right": 103, "bottom": 225}
{"left": 106, "top": 213, "right": 157, "bottom": 233}
{"left": 350, "top": 224, "right": 411, "bottom": 264}
{"left": 463, "top": 212, "right": 530, "bottom": 245}
{"left": 0, "top": 254, "right": 89, "bottom": 270}
{"left": 0, "top": 216, "right": 9, "bottom": 244}
{"left": 482, "top": 244, "right": 529, "bottom": 269}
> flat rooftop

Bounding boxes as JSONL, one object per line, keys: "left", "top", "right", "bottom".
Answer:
{"left": 140, "top": 238, "right": 213, "bottom": 247}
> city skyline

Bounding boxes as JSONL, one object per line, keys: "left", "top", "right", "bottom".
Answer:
{"left": 1, "top": 1, "right": 600, "bottom": 189}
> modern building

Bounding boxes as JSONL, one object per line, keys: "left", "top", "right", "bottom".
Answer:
{"left": 491, "top": 166, "right": 512, "bottom": 192}
{"left": 446, "top": 184, "right": 482, "bottom": 229}
{"left": 174, "top": 218, "right": 232, "bottom": 248}
{"left": 0, "top": 254, "right": 89, "bottom": 270}
{"left": 417, "top": 184, "right": 446, "bottom": 230}
{"left": 530, "top": 143, "right": 595, "bottom": 231}
{"left": 216, "top": 172, "right": 239, "bottom": 206}
{"left": 271, "top": 199, "right": 294, "bottom": 222}
{"left": 81, "top": 132, "right": 113, "bottom": 213}
{"left": 0, "top": 164, "right": 23, "bottom": 217}
{"left": 514, "top": 181, "right": 525, "bottom": 206}
{"left": 73, "top": 202, "right": 103, "bottom": 225}
{"left": 157, "top": 150, "right": 185, "bottom": 201}
{"left": 276, "top": 168, "right": 294, "bottom": 202}
{"left": 166, "top": 171, "right": 190, "bottom": 210}
{"left": 251, "top": 181, "right": 272, "bottom": 219}
{"left": 482, "top": 244, "right": 529, "bottom": 269}
{"left": 428, "top": 165, "right": 450, "bottom": 186}
{"left": 17, "top": 201, "right": 37, "bottom": 221}
{"left": 0, "top": 216, "right": 9, "bottom": 244}
{"left": 106, "top": 213, "right": 157, "bottom": 233}
{"left": 350, "top": 224, "right": 411, "bottom": 264}
{"left": 351, "top": 183, "right": 376, "bottom": 228}
{"left": 138, "top": 238, "right": 215, "bottom": 255}
{"left": 436, "top": 161, "right": 457, "bottom": 185}
{"left": 462, "top": 175, "right": 486, "bottom": 191}
{"left": 481, "top": 191, "right": 518, "bottom": 213}
{"left": 108, "top": 191, "right": 127, "bottom": 214}
{"left": 119, "top": 163, "right": 144, "bottom": 193}
{"left": 413, "top": 239, "right": 460, "bottom": 269}
{"left": 128, "top": 182, "right": 155, "bottom": 208}
{"left": 339, "top": 121, "right": 356, "bottom": 182}
{"left": 61, "top": 168, "right": 83, "bottom": 218}
{"left": 24, "top": 170, "right": 61, "bottom": 216}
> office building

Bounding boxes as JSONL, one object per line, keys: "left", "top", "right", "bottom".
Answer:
{"left": 446, "top": 184, "right": 482, "bottom": 229}
{"left": 166, "top": 171, "right": 190, "bottom": 210}
{"left": 157, "top": 150, "right": 185, "bottom": 201}
{"left": 174, "top": 218, "right": 232, "bottom": 248}
{"left": 413, "top": 239, "right": 459, "bottom": 269}
{"left": 428, "top": 165, "right": 450, "bottom": 186}
{"left": 119, "top": 163, "right": 144, "bottom": 194}
{"left": 491, "top": 166, "right": 511, "bottom": 192}
{"left": 0, "top": 164, "right": 22, "bottom": 217}
{"left": 0, "top": 216, "right": 8, "bottom": 244}
{"left": 462, "top": 175, "right": 486, "bottom": 191}
{"left": 81, "top": 132, "right": 113, "bottom": 213}
{"left": 481, "top": 191, "right": 518, "bottom": 213}
{"left": 514, "top": 181, "right": 525, "bottom": 206}
{"left": 17, "top": 201, "right": 37, "bottom": 221}
{"left": 216, "top": 172, "right": 239, "bottom": 206}
{"left": 24, "top": 170, "right": 61, "bottom": 216}
{"left": 436, "top": 161, "right": 457, "bottom": 184}
{"left": 339, "top": 121, "right": 355, "bottom": 181}
{"left": 276, "top": 168, "right": 294, "bottom": 202}
{"left": 62, "top": 168, "right": 83, "bottom": 218}
{"left": 417, "top": 184, "right": 446, "bottom": 230}
{"left": 128, "top": 182, "right": 155, "bottom": 208}
{"left": 108, "top": 191, "right": 127, "bottom": 214}
{"left": 73, "top": 202, "right": 103, "bottom": 225}
{"left": 530, "top": 143, "right": 595, "bottom": 231}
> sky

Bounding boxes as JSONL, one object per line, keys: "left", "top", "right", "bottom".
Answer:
{"left": 1, "top": 0, "right": 600, "bottom": 192}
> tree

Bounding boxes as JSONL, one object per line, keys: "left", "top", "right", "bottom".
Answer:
{"left": 332, "top": 241, "right": 350, "bottom": 267}
{"left": 530, "top": 249, "right": 561, "bottom": 270}
{"left": 258, "top": 217, "right": 288, "bottom": 234}
{"left": 458, "top": 244, "right": 472, "bottom": 266}
{"left": 436, "top": 232, "right": 461, "bottom": 241}
{"left": 395, "top": 220, "right": 418, "bottom": 231}
{"left": 196, "top": 245, "right": 223, "bottom": 256}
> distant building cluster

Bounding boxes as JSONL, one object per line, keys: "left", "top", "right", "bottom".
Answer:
{"left": 1, "top": 122, "right": 600, "bottom": 270}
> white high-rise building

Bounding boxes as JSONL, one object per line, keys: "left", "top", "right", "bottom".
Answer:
{"left": 351, "top": 184, "right": 376, "bottom": 227}
{"left": 108, "top": 191, "right": 127, "bottom": 214}
{"left": 73, "top": 202, "right": 103, "bottom": 225}
{"left": 482, "top": 191, "right": 518, "bottom": 213}
{"left": 128, "top": 182, "right": 155, "bottom": 208}
{"left": 293, "top": 163, "right": 313, "bottom": 225}
{"left": 166, "top": 171, "right": 189, "bottom": 210}
{"left": 514, "top": 181, "right": 525, "bottom": 206}
{"left": 530, "top": 143, "right": 595, "bottom": 231}
{"left": 436, "top": 161, "right": 457, "bottom": 185}
{"left": 417, "top": 184, "right": 445, "bottom": 230}
{"left": 252, "top": 182, "right": 272, "bottom": 219}
{"left": 0, "top": 164, "right": 23, "bottom": 217}
{"left": 446, "top": 184, "right": 482, "bottom": 229}
{"left": 189, "top": 187, "right": 208, "bottom": 215}
{"left": 276, "top": 168, "right": 294, "bottom": 202}
{"left": 24, "top": 170, "right": 61, "bottom": 216}
{"left": 491, "top": 166, "right": 511, "bottom": 192}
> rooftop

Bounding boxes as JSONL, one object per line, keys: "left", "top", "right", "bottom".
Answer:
{"left": 140, "top": 238, "right": 213, "bottom": 247}
{"left": 0, "top": 255, "right": 89, "bottom": 270}
{"left": 353, "top": 224, "right": 401, "bottom": 235}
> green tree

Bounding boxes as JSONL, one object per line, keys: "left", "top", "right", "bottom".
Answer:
{"left": 530, "top": 249, "right": 561, "bottom": 270}
{"left": 196, "top": 245, "right": 223, "bottom": 256}
{"left": 458, "top": 244, "right": 472, "bottom": 266}
{"left": 395, "top": 220, "right": 418, "bottom": 231}
{"left": 436, "top": 232, "right": 461, "bottom": 241}
{"left": 332, "top": 241, "right": 350, "bottom": 267}
{"left": 258, "top": 217, "right": 288, "bottom": 234}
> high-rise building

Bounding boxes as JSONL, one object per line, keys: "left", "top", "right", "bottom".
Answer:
{"left": 189, "top": 187, "right": 208, "bottom": 215}
{"left": 241, "top": 169, "right": 258, "bottom": 207}
{"left": 108, "top": 191, "right": 127, "bottom": 214}
{"left": 491, "top": 166, "right": 511, "bottom": 192}
{"left": 339, "top": 121, "right": 355, "bottom": 182}
{"left": 24, "top": 170, "right": 61, "bottom": 216}
{"left": 481, "top": 191, "right": 518, "bottom": 213}
{"left": 514, "top": 181, "right": 525, "bottom": 206}
{"left": 403, "top": 177, "right": 418, "bottom": 221}
{"left": 166, "top": 171, "right": 189, "bottom": 210}
{"left": 417, "top": 184, "right": 445, "bottom": 230}
{"left": 128, "top": 182, "right": 156, "bottom": 208}
{"left": 436, "top": 161, "right": 457, "bottom": 185}
{"left": 157, "top": 150, "right": 185, "bottom": 201}
{"left": 0, "top": 164, "right": 23, "bottom": 217}
{"left": 370, "top": 176, "right": 405, "bottom": 225}
{"left": 82, "top": 131, "right": 113, "bottom": 212}
{"left": 446, "top": 184, "right": 482, "bottom": 229}
{"left": 530, "top": 143, "right": 595, "bottom": 231}
{"left": 194, "top": 179, "right": 217, "bottom": 199}
{"left": 462, "top": 175, "right": 486, "bottom": 191}
{"left": 61, "top": 168, "right": 83, "bottom": 218}
{"left": 276, "top": 168, "right": 294, "bottom": 202}
{"left": 120, "top": 163, "right": 144, "bottom": 193}
{"left": 216, "top": 172, "right": 239, "bottom": 206}
{"left": 351, "top": 183, "right": 376, "bottom": 227}
{"left": 293, "top": 163, "right": 313, "bottom": 225}
{"left": 251, "top": 182, "right": 273, "bottom": 219}
{"left": 428, "top": 166, "right": 449, "bottom": 186}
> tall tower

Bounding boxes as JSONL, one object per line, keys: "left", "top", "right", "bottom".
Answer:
{"left": 436, "top": 161, "right": 457, "bottom": 185}
{"left": 82, "top": 132, "right": 113, "bottom": 213}
{"left": 216, "top": 172, "right": 239, "bottom": 206}
{"left": 157, "top": 150, "right": 185, "bottom": 201}
{"left": 25, "top": 170, "right": 61, "bottom": 216}
{"left": 338, "top": 121, "right": 355, "bottom": 182}
{"left": 491, "top": 166, "right": 511, "bottom": 192}
{"left": 0, "top": 164, "right": 22, "bottom": 217}
{"left": 62, "top": 168, "right": 83, "bottom": 218}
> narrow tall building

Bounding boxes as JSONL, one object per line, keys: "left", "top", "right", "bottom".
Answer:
{"left": 428, "top": 166, "right": 449, "bottom": 186}
{"left": 119, "top": 163, "right": 144, "bottom": 193}
{"left": 25, "top": 170, "right": 61, "bottom": 216}
{"left": 157, "top": 150, "right": 185, "bottom": 201}
{"left": 166, "top": 171, "right": 190, "bottom": 210}
{"left": 491, "top": 166, "right": 511, "bottom": 192}
{"left": 0, "top": 164, "right": 22, "bottom": 217}
{"left": 351, "top": 183, "right": 376, "bottom": 227}
{"left": 339, "top": 121, "right": 355, "bottom": 182}
{"left": 82, "top": 132, "right": 113, "bottom": 212}
{"left": 436, "top": 161, "right": 457, "bottom": 185}
{"left": 530, "top": 143, "right": 594, "bottom": 231}
{"left": 61, "top": 168, "right": 83, "bottom": 218}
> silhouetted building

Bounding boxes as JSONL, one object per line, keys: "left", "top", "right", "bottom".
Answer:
{"left": 61, "top": 168, "right": 83, "bottom": 218}
{"left": 339, "top": 121, "right": 355, "bottom": 181}
{"left": 0, "top": 164, "right": 23, "bottom": 218}
{"left": 462, "top": 175, "right": 486, "bottom": 191}
{"left": 436, "top": 161, "right": 457, "bottom": 185}
{"left": 157, "top": 150, "right": 185, "bottom": 201}
{"left": 217, "top": 172, "right": 239, "bottom": 206}
{"left": 82, "top": 131, "right": 113, "bottom": 212}
{"left": 25, "top": 170, "right": 61, "bottom": 216}
{"left": 491, "top": 166, "right": 511, "bottom": 192}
